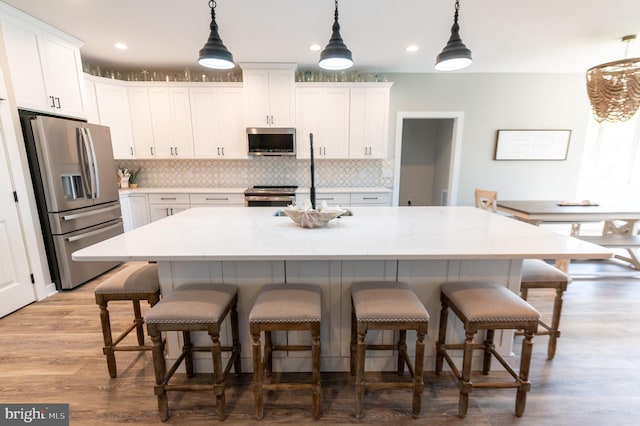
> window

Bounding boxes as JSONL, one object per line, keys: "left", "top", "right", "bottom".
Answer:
{"left": 576, "top": 111, "right": 640, "bottom": 201}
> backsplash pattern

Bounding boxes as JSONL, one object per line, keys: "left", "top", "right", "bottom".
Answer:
{"left": 116, "top": 157, "right": 394, "bottom": 189}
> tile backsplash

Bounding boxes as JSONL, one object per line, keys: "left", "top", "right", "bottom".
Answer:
{"left": 116, "top": 157, "right": 394, "bottom": 189}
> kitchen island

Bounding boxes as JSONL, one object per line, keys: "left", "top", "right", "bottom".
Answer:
{"left": 73, "top": 206, "right": 611, "bottom": 373}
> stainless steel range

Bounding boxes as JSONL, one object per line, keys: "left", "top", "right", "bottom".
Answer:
{"left": 244, "top": 185, "right": 297, "bottom": 207}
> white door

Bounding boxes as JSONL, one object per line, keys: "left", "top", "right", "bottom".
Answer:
{"left": 0, "top": 114, "right": 35, "bottom": 318}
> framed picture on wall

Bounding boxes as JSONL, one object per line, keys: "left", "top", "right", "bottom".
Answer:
{"left": 494, "top": 129, "right": 571, "bottom": 160}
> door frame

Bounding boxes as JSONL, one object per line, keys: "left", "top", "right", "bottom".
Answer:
{"left": 392, "top": 111, "right": 464, "bottom": 206}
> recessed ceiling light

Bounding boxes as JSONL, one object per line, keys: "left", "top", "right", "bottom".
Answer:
{"left": 309, "top": 44, "right": 321, "bottom": 51}
{"left": 114, "top": 43, "right": 128, "bottom": 50}
{"left": 406, "top": 45, "right": 419, "bottom": 53}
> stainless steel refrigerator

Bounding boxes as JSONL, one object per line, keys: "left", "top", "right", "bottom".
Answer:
{"left": 20, "top": 112, "right": 123, "bottom": 290}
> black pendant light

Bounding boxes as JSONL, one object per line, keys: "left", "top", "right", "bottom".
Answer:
{"left": 435, "top": 0, "right": 472, "bottom": 71}
{"left": 319, "top": 0, "right": 353, "bottom": 71}
{"left": 198, "top": 0, "right": 235, "bottom": 69}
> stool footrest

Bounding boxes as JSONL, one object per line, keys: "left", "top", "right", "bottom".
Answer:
{"left": 271, "top": 344, "right": 312, "bottom": 352}
{"left": 263, "top": 383, "right": 313, "bottom": 391}
{"left": 164, "top": 383, "right": 217, "bottom": 392}
{"left": 107, "top": 345, "right": 152, "bottom": 353}
{"left": 365, "top": 381, "right": 416, "bottom": 391}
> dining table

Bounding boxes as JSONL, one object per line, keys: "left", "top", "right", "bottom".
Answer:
{"left": 496, "top": 199, "right": 640, "bottom": 270}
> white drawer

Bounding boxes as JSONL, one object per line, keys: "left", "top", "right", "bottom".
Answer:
{"left": 351, "top": 192, "right": 392, "bottom": 205}
{"left": 190, "top": 193, "right": 245, "bottom": 206}
{"left": 148, "top": 193, "right": 190, "bottom": 204}
{"left": 314, "top": 193, "right": 350, "bottom": 206}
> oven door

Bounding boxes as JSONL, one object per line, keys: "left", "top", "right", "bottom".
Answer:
{"left": 245, "top": 195, "right": 295, "bottom": 207}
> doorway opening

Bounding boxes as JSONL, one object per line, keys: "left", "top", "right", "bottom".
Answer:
{"left": 392, "top": 112, "right": 463, "bottom": 206}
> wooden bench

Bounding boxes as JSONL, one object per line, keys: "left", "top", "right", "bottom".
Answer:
{"left": 574, "top": 234, "right": 640, "bottom": 269}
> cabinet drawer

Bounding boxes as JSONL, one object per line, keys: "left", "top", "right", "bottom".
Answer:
{"left": 190, "top": 193, "right": 245, "bottom": 206}
{"left": 351, "top": 193, "right": 392, "bottom": 205}
{"left": 148, "top": 193, "right": 190, "bottom": 204}
{"left": 314, "top": 193, "right": 350, "bottom": 206}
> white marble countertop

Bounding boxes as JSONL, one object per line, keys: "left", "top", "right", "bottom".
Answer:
{"left": 119, "top": 187, "right": 247, "bottom": 194}
{"left": 295, "top": 187, "right": 391, "bottom": 194}
{"left": 73, "top": 206, "right": 612, "bottom": 262}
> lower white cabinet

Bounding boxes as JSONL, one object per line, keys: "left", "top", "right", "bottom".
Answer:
{"left": 350, "top": 192, "right": 392, "bottom": 206}
{"left": 119, "top": 193, "right": 150, "bottom": 232}
{"left": 189, "top": 193, "right": 245, "bottom": 206}
{"left": 148, "top": 193, "right": 191, "bottom": 222}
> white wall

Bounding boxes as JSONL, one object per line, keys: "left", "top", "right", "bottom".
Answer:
{"left": 387, "top": 73, "right": 590, "bottom": 206}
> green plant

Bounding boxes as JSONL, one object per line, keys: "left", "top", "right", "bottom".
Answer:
{"left": 127, "top": 168, "right": 140, "bottom": 184}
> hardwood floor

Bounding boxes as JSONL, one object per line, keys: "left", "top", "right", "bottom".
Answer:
{"left": 1, "top": 260, "right": 639, "bottom": 425}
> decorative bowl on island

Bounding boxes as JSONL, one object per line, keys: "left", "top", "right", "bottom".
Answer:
{"left": 282, "top": 205, "right": 347, "bottom": 228}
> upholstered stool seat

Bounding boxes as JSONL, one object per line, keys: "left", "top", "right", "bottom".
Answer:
{"left": 94, "top": 263, "right": 160, "bottom": 378}
{"left": 249, "top": 283, "right": 322, "bottom": 419}
{"left": 518, "top": 259, "right": 569, "bottom": 360}
{"left": 436, "top": 281, "right": 540, "bottom": 418}
{"left": 350, "top": 281, "right": 430, "bottom": 419}
{"left": 145, "top": 283, "right": 241, "bottom": 421}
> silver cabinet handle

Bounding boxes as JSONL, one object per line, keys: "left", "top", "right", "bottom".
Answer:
{"left": 170, "top": 147, "right": 174, "bottom": 155}
{"left": 55, "top": 97, "right": 61, "bottom": 109}
{"left": 221, "top": 147, "right": 224, "bottom": 156}
{"left": 150, "top": 146, "right": 154, "bottom": 156}
{"left": 175, "top": 146, "right": 178, "bottom": 156}
{"left": 160, "top": 197, "right": 177, "bottom": 201}
{"left": 129, "top": 147, "right": 134, "bottom": 156}
{"left": 217, "top": 147, "right": 221, "bottom": 155}
{"left": 205, "top": 197, "right": 229, "bottom": 201}
{"left": 362, "top": 197, "right": 378, "bottom": 200}
{"left": 266, "top": 115, "right": 269, "bottom": 125}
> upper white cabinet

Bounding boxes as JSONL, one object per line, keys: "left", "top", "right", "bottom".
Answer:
{"left": 90, "top": 77, "right": 135, "bottom": 158}
{"left": 296, "top": 86, "right": 350, "bottom": 159}
{"left": 127, "top": 87, "right": 156, "bottom": 159}
{"left": 147, "top": 86, "right": 194, "bottom": 158}
{"left": 0, "top": 13, "right": 86, "bottom": 118}
{"left": 349, "top": 86, "right": 391, "bottom": 159}
{"left": 242, "top": 64, "right": 296, "bottom": 127}
{"left": 190, "top": 86, "right": 245, "bottom": 159}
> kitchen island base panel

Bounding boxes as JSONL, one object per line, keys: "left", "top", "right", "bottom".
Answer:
{"left": 156, "top": 258, "right": 523, "bottom": 374}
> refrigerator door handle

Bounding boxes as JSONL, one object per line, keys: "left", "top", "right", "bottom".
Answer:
{"left": 77, "top": 128, "right": 93, "bottom": 198}
{"left": 61, "top": 205, "right": 121, "bottom": 221}
{"left": 65, "top": 222, "right": 122, "bottom": 242}
{"left": 84, "top": 128, "right": 100, "bottom": 199}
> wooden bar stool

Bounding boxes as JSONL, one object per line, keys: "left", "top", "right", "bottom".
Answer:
{"left": 350, "top": 281, "right": 430, "bottom": 419}
{"left": 249, "top": 283, "right": 322, "bottom": 420}
{"left": 145, "top": 283, "right": 241, "bottom": 421}
{"left": 435, "top": 281, "right": 540, "bottom": 418}
{"left": 94, "top": 263, "right": 160, "bottom": 378}
{"left": 518, "top": 259, "right": 569, "bottom": 360}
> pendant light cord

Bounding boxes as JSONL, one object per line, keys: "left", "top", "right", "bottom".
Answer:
{"left": 453, "top": 0, "right": 460, "bottom": 25}
{"left": 210, "top": 0, "right": 217, "bottom": 22}
{"left": 334, "top": 0, "right": 339, "bottom": 24}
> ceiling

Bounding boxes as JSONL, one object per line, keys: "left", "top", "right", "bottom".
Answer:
{"left": 2, "top": 0, "right": 640, "bottom": 74}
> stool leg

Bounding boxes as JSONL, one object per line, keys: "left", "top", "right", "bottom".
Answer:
{"left": 231, "top": 302, "right": 242, "bottom": 374}
{"left": 97, "top": 298, "right": 117, "bottom": 378}
{"left": 149, "top": 324, "right": 169, "bottom": 421}
{"left": 251, "top": 328, "right": 264, "bottom": 420}
{"left": 355, "top": 325, "right": 366, "bottom": 420}
{"left": 412, "top": 329, "right": 426, "bottom": 418}
{"left": 435, "top": 300, "right": 449, "bottom": 375}
{"left": 482, "top": 330, "right": 495, "bottom": 375}
{"left": 132, "top": 299, "right": 145, "bottom": 346}
{"left": 311, "top": 323, "right": 322, "bottom": 420}
{"left": 459, "top": 331, "right": 475, "bottom": 418}
{"left": 209, "top": 329, "right": 226, "bottom": 420}
{"left": 547, "top": 286, "right": 565, "bottom": 360}
{"left": 350, "top": 303, "right": 357, "bottom": 375}
{"left": 183, "top": 331, "right": 194, "bottom": 377}
{"left": 397, "top": 329, "right": 407, "bottom": 375}
{"left": 264, "top": 331, "right": 273, "bottom": 378}
{"left": 516, "top": 329, "right": 534, "bottom": 417}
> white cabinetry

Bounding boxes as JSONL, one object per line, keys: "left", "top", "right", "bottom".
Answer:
{"left": 148, "top": 193, "right": 190, "bottom": 222}
{"left": 296, "top": 86, "right": 350, "bottom": 159}
{"left": 349, "top": 86, "right": 391, "bottom": 159}
{"left": 130, "top": 85, "right": 196, "bottom": 159}
{"left": 0, "top": 14, "right": 85, "bottom": 118}
{"left": 119, "top": 193, "right": 150, "bottom": 232}
{"left": 147, "top": 86, "right": 194, "bottom": 158}
{"left": 350, "top": 192, "right": 392, "bottom": 206}
{"left": 190, "top": 86, "right": 245, "bottom": 158}
{"left": 190, "top": 193, "right": 245, "bottom": 206}
{"left": 242, "top": 65, "right": 296, "bottom": 127}
{"left": 91, "top": 78, "right": 135, "bottom": 158}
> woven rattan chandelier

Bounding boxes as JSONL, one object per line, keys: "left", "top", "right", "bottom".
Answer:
{"left": 586, "top": 35, "right": 640, "bottom": 123}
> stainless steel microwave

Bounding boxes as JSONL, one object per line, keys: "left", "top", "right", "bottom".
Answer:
{"left": 247, "top": 127, "right": 296, "bottom": 156}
